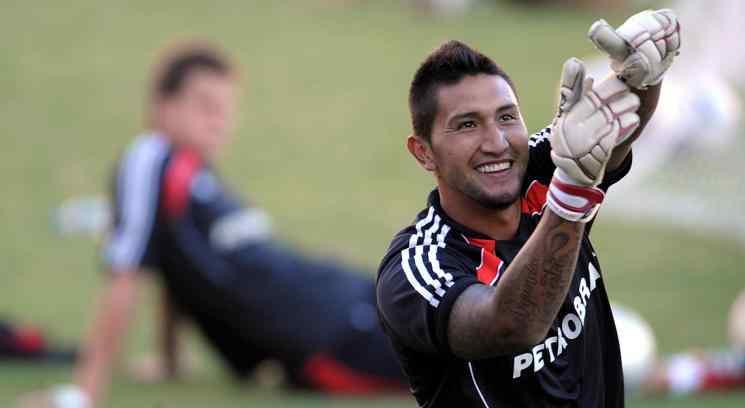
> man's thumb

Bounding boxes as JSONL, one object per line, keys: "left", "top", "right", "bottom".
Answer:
{"left": 588, "top": 19, "right": 630, "bottom": 61}
{"left": 558, "top": 57, "right": 586, "bottom": 114}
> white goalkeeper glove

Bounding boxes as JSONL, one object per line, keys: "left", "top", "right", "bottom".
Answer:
{"left": 588, "top": 9, "right": 681, "bottom": 89}
{"left": 548, "top": 58, "right": 640, "bottom": 223}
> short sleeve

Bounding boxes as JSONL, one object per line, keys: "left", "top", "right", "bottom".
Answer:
{"left": 376, "top": 245, "right": 479, "bottom": 355}
{"left": 526, "top": 126, "right": 555, "bottom": 187}
{"left": 102, "top": 136, "right": 169, "bottom": 273}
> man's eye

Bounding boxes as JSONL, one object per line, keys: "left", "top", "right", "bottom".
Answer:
{"left": 499, "top": 114, "right": 516, "bottom": 122}
{"left": 457, "top": 121, "right": 477, "bottom": 130}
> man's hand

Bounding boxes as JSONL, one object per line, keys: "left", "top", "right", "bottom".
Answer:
{"left": 549, "top": 58, "right": 640, "bottom": 222}
{"left": 17, "top": 385, "right": 90, "bottom": 408}
{"left": 588, "top": 9, "right": 681, "bottom": 90}
{"left": 19, "top": 272, "right": 142, "bottom": 408}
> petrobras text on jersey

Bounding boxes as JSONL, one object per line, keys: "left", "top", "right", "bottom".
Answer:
{"left": 512, "top": 262, "right": 602, "bottom": 379}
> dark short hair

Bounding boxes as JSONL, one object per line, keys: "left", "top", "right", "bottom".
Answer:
{"left": 150, "top": 41, "right": 234, "bottom": 101}
{"left": 409, "top": 40, "right": 516, "bottom": 142}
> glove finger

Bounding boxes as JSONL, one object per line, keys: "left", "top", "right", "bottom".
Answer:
{"left": 650, "top": 11, "right": 675, "bottom": 40}
{"left": 626, "top": 10, "right": 665, "bottom": 39}
{"left": 662, "top": 11, "right": 681, "bottom": 48}
{"left": 582, "top": 76, "right": 595, "bottom": 97}
{"left": 654, "top": 38, "right": 667, "bottom": 59}
{"left": 592, "top": 77, "right": 629, "bottom": 102}
{"left": 615, "top": 112, "right": 640, "bottom": 145}
{"left": 559, "top": 57, "right": 587, "bottom": 112}
{"left": 597, "top": 120, "right": 620, "bottom": 153}
{"left": 666, "top": 31, "right": 681, "bottom": 54}
{"left": 651, "top": 10, "right": 671, "bottom": 27}
{"left": 598, "top": 122, "right": 617, "bottom": 152}
{"left": 657, "top": 9, "right": 679, "bottom": 33}
{"left": 638, "top": 39, "right": 665, "bottom": 62}
{"left": 606, "top": 91, "right": 640, "bottom": 116}
{"left": 588, "top": 20, "right": 630, "bottom": 61}
{"left": 579, "top": 154, "right": 604, "bottom": 181}
{"left": 617, "top": 17, "right": 655, "bottom": 48}
{"left": 591, "top": 144, "right": 609, "bottom": 163}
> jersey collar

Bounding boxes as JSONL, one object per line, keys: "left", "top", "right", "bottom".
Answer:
{"left": 426, "top": 188, "right": 532, "bottom": 245}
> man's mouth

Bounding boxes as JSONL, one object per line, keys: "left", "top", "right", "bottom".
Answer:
{"left": 475, "top": 161, "right": 513, "bottom": 174}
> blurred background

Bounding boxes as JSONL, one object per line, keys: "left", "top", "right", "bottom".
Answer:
{"left": 1, "top": 0, "right": 743, "bottom": 406}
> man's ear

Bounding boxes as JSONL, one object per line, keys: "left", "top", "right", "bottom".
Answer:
{"left": 406, "top": 134, "right": 436, "bottom": 172}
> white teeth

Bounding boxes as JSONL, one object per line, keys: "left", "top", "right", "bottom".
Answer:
{"left": 477, "top": 162, "right": 511, "bottom": 173}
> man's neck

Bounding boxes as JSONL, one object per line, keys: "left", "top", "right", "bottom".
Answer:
{"left": 152, "top": 128, "right": 210, "bottom": 159}
{"left": 437, "top": 185, "right": 521, "bottom": 241}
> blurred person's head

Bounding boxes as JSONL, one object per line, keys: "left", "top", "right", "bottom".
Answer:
{"left": 148, "top": 41, "right": 237, "bottom": 158}
{"left": 406, "top": 40, "right": 529, "bottom": 210}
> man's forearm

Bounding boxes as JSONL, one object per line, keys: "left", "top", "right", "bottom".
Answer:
{"left": 607, "top": 82, "right": 661, "bottom": 171}
{"left": 73, "top": 273, "right": 139, "bottom": 405}
{"left": 495, "top": 211, "right": 582, "bottom": 331}
{"left": 449, "top": 211, "right": 583, "bottom": 359}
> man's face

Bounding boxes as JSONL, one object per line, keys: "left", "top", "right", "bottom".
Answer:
{"left": 158, "top": 70, "right": 236, "bottom": 157}
{"left": 426, "top": 74, "right": 529, "bottom": 209}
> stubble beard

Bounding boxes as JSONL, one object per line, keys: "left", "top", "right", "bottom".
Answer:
{"left": 448, "top": 167, "right": 524, "bottom": 210}
{"left": 463, "top": 181, "right": 519, "bottom": 209}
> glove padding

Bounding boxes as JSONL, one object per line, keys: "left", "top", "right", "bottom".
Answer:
{"left": 551, "top": 58, "right": 641, "bottom": 187}
{"left": 548, "top": 58, "right": 640, "bottom": 223}
{"left": 588, "top": 9, "right": 681, "bottom": 89}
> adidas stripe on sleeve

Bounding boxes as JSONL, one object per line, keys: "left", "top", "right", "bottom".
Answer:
{"left": 103, "top": 135, "right": 168, "bottom": 272}
{"left": 377, "top": 207, "right": 478, "bottom": 355}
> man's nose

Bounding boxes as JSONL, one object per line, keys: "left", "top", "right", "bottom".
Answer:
{"left": 480, "top": 123, "right": 510, "bottom": 155}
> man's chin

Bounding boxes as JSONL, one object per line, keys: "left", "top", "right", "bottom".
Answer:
{"left": 470, "top": 190, "right": 520, "bottom": 210}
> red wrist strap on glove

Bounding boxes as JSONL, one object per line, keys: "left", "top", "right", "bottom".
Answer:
{"left": 547, "top": 171, "right": 605, "bottom": 223}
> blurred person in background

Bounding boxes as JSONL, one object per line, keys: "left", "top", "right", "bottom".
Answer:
{"left": 640, "top": 288, "right": 745, "bottom": 397}
{"left": 20, "top": 41, "right": 406, "bottom": 408}
{"left": 377, "top": 9, "right": 679, "bottom": 407}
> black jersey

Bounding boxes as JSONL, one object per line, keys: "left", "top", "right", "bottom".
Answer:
{"left": 102, "top": 133, "right": 383, "bottom": 374}
{"left": 376, "top": 129, "right": 632, "bottom": 407}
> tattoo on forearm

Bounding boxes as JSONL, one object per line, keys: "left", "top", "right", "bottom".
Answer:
{"left": 448, "top": 214, "right": 583, "bottom": 359}
{"left": 501, "top": 215, "right": 581, "bottom": 333}
{"left": 538, "top": 220, "right": 575, "bottom": 323}
{"left": 512, "top": 259, "right": 538, "bottom": 322}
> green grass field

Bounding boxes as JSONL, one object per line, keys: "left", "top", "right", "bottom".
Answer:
{"left": 1, "top": 0, "right": 744, "bottom": 406}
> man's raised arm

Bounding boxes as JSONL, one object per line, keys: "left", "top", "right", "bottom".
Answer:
{"left": 607, "top": 82, "right": 660, "bottom": 171}
{"left": 447, "top": 59, "right": 641, "bottom": 360}
{"left": 448, "top": 211, "right": 582, "bottom": 359}
{"left": 588, "top": 9, "right": 681, "bottom": 170}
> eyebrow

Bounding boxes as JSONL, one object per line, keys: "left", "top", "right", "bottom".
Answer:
{"left": 496, "top": 103, "right": 518, "bottom": 113}
{"left": 448, "top": 111, "right": 479, "bottom": 123}
{"left": 448, "top": 103, "right": 519, "bottom": 124}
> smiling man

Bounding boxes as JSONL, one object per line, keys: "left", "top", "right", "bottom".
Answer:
{"left": 375, "top": 21, "right": 678, "bottom": 406}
